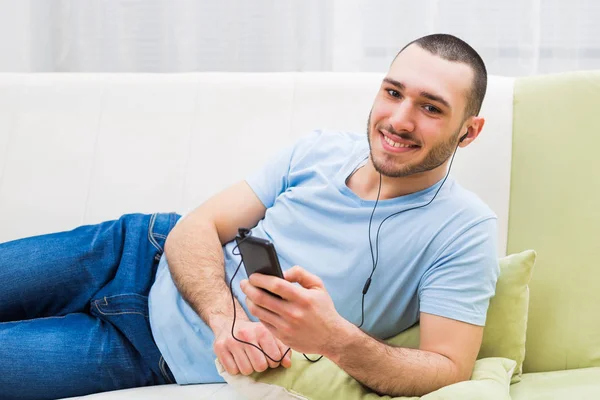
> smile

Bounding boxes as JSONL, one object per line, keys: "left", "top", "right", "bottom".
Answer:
{"left": 379, "top": 131, "right": 420, "bottom": 153}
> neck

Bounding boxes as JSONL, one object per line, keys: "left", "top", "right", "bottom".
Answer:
{"left": 347, "top": 158, "right": 449, "bottom": 201}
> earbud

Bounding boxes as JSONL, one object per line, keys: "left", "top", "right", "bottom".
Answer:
{"left": 459, "top": 132, "right": 468, "bottom": 143}
{"left": 238, "top": 227, "right": 251, "bottom": 238}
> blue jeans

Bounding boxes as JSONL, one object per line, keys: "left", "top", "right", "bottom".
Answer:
{"left": 0, "top": 212, "right": 181, "bottom": 400}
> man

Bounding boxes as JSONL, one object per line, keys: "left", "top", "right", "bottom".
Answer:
{"left": 0, "top": 34, "right": 498, "bottom": 399}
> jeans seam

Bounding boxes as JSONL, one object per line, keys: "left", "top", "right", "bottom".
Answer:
{"left": 100, "top": 294, "right": 147, "bottom": 301}
{"left": 93, "top": 300, "right": 149, "bottom": 319}
{"left": 159, "top": 356, "right": 174, "bottom": 384}
{"left": 17, "top": 315, "right": 68, "bottom": 322}
{"left": 169, "top": 212, "right": 178, "bottom": 231}
{"left": 147, "top": 213, "right": 163, "bottom": 253}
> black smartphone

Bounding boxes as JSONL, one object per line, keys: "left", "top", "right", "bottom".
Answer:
{"left": 236, "top": 233, "right": 284, "bottom": 299}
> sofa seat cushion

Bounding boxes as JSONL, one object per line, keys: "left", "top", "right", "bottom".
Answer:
{"left": 63, "top": 383, "right": 238, "bottom": 399}
{"left": 510, "top": 367, "right": 600, "bottom": 400}
{"left": 219, "top": 357, "right": 516, "bottom": 400}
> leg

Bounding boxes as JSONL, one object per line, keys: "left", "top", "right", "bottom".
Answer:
{"left": 0, "top": 213, "right": 178, "bottom": 322}
{"left": 0, "top": 313, "right": 160, "bottom": 400}
{"left": 0, "top": 212, "right": 180, "bottom": 392}
{"left": 0, "top": 218, "right": 133, "bottom": 321}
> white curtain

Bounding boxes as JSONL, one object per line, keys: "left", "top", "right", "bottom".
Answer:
{"left": 1, "top": 0, "right": 599, "bottom": 75}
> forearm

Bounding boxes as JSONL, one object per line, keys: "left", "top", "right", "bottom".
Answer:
{"left": 325, "top": 321, "right": 462, "bottom": 397}
{"left": 164, "top": 218, "right": 247, "bottom": 332}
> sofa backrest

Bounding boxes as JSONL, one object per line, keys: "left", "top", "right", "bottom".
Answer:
{"left": 508, "top": 71, "right": 600, "bottom": 374}
{"left": 0, "top": 73, "right": 515, "bottom": 256}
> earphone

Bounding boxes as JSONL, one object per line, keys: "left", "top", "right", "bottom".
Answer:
{"left": 359, "top": 131, "right": 467, "bottom": 327}
{"left": 229, "top": 131, "right": 468, "bottom": 362}
{"left": 230, "top": 232, "right": 319, "bottom": 363}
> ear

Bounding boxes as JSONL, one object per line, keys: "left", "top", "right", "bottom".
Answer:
{"left": 458, "top": 116, "right": 485, "bottom": 147}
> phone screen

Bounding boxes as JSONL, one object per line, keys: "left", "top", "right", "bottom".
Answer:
{"left": 236, "top": 235, "right": 284, "bottom": 299}
{"left": 236, "top": 236, "right": 284, "bottom": 279}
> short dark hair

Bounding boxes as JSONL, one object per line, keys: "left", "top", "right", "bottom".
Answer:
{"left": 396, "top": 34, "right": 487, "bottom": 117}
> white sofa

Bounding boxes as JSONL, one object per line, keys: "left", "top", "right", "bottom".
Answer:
{"left": 0, "top": 73, "right": 515, "bottom": 399}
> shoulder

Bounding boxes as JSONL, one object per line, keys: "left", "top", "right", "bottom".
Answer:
{"left": 444, "top": 179, "right": 497, "bottom": 224}
{"left": 424, "top": 179, "right": 498, "bottom": 260}
{"left": 289, "top": 129, "right": 365, "bottom": 168}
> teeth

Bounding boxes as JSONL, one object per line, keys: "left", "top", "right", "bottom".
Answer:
{"left": 383, "top": 135, "right": 415, "bottom": 148}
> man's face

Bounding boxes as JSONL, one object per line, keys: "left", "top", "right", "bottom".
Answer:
{"left": 367, "top": 44, "right": 475, "bottom": 178}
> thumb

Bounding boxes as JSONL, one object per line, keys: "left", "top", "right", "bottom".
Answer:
{"left": 284, "top": 265, "right": 324, "bottom": 289}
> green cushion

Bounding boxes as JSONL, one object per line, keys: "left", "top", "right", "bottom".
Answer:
{"left": 509, "top": 71, "right": 600, "bottom": 373}
{"left": 478, "top": 249, "right": 536, "bottom": 382}
{"left": 510, "top": 367, "right": 600, "bottom": 400}
{"left": 217, "top": 356, "right": 515, "bottom": 400}
{"left": 217, "top": 251, "right": 534, "bottom": 398}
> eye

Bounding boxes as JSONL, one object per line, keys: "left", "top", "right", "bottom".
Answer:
{"left": 386, "top": 89, "right": 401, "bottom": 98}
{"left": 423, "top": 104, "right": 441, "bottom": 114}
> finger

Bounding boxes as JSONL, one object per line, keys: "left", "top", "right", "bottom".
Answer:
{"left": 284, "top": 265, "right": 324, "bottom": 289}
{"left": 231, "top": 347, "right": 254, "bottom": 376}
{"left": 278, "top": 341, "right": 293, "bottom": 368}
{"left": 257, "top": 331, "right": 283, "bottom": 368}
{"left": 246, "top": 274, "right": 302, "bottom": 301}
{"left": 246, "top": 298, "right": 287, "bottom": 329}
{"left": 219, "top": 350, "right": 240, "bottom": 375}
{"left": 260, "top": 321, "right": 292, "bottom": 368}
{"left": 243, "top": 282, "right": 286, "bottom": 315}
{"left": 244, "top": 345, "right": 269, "bottom": 373}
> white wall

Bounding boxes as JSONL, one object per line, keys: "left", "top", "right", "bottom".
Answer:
{"left": 0, "top": 0, "right": 31, "bottom": 72}
{"left": 1, "top": 0, "right": 599, "bottom": 75}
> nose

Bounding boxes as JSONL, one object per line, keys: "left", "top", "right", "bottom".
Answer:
{"left": 388, "top": 100, "right": 415, "bottom": 133}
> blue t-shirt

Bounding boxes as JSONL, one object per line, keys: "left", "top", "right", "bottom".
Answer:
{"left": 148, "top": 130, "right": 500, "bottom": 384}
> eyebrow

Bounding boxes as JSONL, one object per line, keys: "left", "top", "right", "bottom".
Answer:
{"left": 383, "top": 77, "right": 452, "bottom": 111}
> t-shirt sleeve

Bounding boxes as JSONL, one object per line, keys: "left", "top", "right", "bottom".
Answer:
{"left": 418, "top": 217, "right": 500, "bottom": 326}
{"left": 245, "top": 130, "right": 321, "bottom": 208}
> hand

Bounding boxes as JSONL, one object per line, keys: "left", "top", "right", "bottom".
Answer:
{"left": 241, "top": 265, "right": 347, "bottom": 356}
{"left": 212, "top": 318, "right": 292, "bottom": 376}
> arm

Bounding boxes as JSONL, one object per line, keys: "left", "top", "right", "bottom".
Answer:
{"left": 324, "top": 312, "right": 482, "bottom": 397}
{"left": 241, "top": 267, "right": 483, "bottom": 397}
{"left": 164, "top": 181, "right": 264, "bottom": 331}
{"left": 164, "top": 180, "right": 291, "bottom": 374}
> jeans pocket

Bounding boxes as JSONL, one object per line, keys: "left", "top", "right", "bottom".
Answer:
{"left": 159, "top": 356, "right": 175, "bottom": 384}
{"left": 147, "top": 213, "right": 181, "bottom": 261}
{"left": 91, "top": 294, "right": 171, "bottom": 384}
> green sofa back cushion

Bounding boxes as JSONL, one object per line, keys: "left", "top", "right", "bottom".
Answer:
{"left": 509, "top": 71, "right": 600, "bottom": 373}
